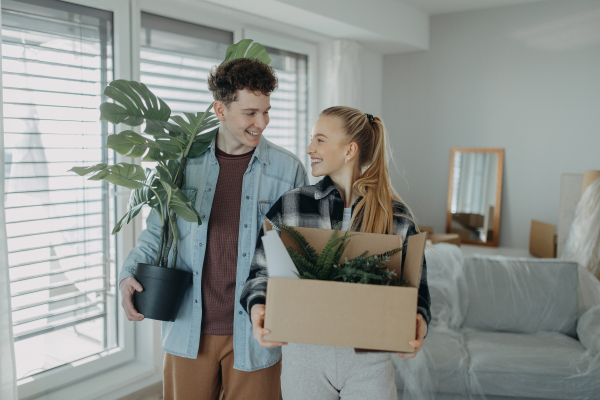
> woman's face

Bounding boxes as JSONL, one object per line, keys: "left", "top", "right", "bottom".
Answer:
{"left": 306, "top": 116, "right": 351, "bottom": 177}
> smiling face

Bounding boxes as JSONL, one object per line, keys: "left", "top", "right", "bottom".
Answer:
{"left": 215, "top": 88, "right": 271, "bottom": 154}
{"left": 306, "top": 116, "right": 355, "bottom": 178}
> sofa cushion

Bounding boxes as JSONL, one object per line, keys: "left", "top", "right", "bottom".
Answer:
{"left": 463, "top": 256, "right": 578, "bottom": 337}
{"left": 577, "top": 303, "right": 600, "bottom": 355}
{"left": 394, "top": 329, "right": 470, "bottom": 395}
{"left": 465, "top": 331, "right": 599, "bottom": 399}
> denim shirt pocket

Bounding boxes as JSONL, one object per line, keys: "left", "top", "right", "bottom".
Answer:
{"left": 258, "top": 199, "right": 278, "bottom": 218}
{"left": 177, "top": 187, "right": 198, "bottom": 241}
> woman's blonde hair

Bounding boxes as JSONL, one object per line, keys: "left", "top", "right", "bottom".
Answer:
{"left": 320, "top": 106, "right": 416, "bottom": 234}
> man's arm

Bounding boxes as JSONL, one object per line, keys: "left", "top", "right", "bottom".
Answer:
{"left": 118, "top": 207, "right": 163, "bottom": 283}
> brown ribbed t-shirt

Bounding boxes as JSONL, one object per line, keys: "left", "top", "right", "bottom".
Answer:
{"left": 201, "top": 147, "right": 254, "bottom": 335}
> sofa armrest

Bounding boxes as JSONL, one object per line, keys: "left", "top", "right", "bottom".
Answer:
{"left": 577, "top": 304, "right": 600, "bottom": 355}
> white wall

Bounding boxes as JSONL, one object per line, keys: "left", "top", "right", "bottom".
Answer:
{"left": 360, "top": 48, "right": 383, "bottom": 118}
{"left": 318, "top": 40, "right": 383, "bottom": 116}
{"left": 383, "top": 0, "right": 600, "bottom": 248}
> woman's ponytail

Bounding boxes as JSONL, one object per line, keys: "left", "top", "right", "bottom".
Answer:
{"left": 320, "top": 107, "right": 416, "bottom": 234}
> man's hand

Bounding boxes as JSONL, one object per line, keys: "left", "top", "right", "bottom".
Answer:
{"left": 119, "top": 276, "right": 145, "bottom": 321}
{"left": 250, "top": 304, "right": 286, "bottom": 348}
{"left": 395, "top": 314, "right": 427, "bottom": 358}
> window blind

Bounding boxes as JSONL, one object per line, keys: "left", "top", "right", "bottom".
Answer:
{"left": 264, "top": 46, "right": 308, "bottom": 158}
{"left": 2, "top": 0, "right": 116, "bottom": 379}
{"left": 140, "top": 12, "right": 233, "bottom": 117}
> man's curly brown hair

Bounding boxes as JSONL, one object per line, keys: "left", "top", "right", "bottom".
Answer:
{"left": 207, "top": 58, "right": 278, "bottom": 107}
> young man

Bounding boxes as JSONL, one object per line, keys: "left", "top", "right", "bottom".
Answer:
{"left": 118, "top": 58, "right": 309, "bottom": 400}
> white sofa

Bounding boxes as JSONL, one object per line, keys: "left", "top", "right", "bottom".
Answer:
{"left": 393, "top": 244, "right": 600, "bottom": 400}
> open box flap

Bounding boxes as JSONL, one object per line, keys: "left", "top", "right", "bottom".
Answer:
{"left": 403, "top": 232, "right": 428, "bottom": 288}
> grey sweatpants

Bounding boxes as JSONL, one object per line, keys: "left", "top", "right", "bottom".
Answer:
{"left": 281, "top": 343, "right": 397, "bottom": 400}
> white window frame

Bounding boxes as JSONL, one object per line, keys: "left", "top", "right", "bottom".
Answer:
{"left": 243, "top": 27, "right": 318, "bottom": 171}
{"left": 134, "top": 0, "right": 318, "bottom": 170}
{"left": 1, "top": 1, "right": 323, "bottom": 398}
{"left": 0, "top": 0, "right": 161, "bottom": 399}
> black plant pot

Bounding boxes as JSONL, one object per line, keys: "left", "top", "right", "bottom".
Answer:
{"left": 133, "top": 263, "right": 192, "bottom": 322}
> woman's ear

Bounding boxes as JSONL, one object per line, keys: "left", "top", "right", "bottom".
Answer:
{"left": 346, "top": 142, "right": 358, "bottom": 161}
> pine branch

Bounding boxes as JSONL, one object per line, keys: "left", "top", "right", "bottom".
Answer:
{"left": 287, "top": 247, "right": 316, "bottom": 276}
{"left": 274, "top": 222, "right": 319, "bottom": 264}
{"left": 276, "top": 222, "right": 410, "bottom": 287}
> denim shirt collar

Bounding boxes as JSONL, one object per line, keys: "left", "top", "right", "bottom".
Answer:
{"left": 208, "top": 128, "right": 270, "bottom": 165}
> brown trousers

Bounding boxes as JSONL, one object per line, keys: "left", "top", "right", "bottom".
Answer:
{"left": 163, "top": 334, "right": 281, "bottom": 400}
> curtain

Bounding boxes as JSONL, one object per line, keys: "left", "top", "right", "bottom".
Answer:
{"left": 1, "top": 6, "right": 19, "bottom": 398}
{"left": 451, "top": 152, "right": 497, "bottom": 216}
{"left": 323, "top": 39, "right": 362, "bottom": 110}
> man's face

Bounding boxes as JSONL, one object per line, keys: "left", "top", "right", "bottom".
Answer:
{"left": 215, "top": 89, "right": 271, "bottom": 152}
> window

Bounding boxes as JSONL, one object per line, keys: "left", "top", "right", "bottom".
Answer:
{"left": 264, "top": 47, "right": 308, "bottom": 159}
{"left": 139, "top": 13, "right": 233, "bottom": 225}
{"left": 139, "top": 12, "right": 233, "bottom": 117}
{"left": 2, "top": 0, "right": 117, "bottom": 381}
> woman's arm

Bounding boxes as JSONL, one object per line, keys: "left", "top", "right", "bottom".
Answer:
{"left": 393, "top": 208, "right": 432, "bottom": 327}
{"left": 393, "top": 209, "right": 431, "bottom": 358}
{"left": 240, "top": 197, "right": 284, "bottom": 316}
{"left": 240, "top": 197, "right": 287, "bottom": 348}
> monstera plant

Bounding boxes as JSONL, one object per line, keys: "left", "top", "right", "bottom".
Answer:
{"left": 69, "top": 40, "right": 272, "bottom": 321}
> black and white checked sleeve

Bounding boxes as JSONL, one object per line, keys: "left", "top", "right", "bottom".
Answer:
{"left": 240, "top": 197, "right": 284, "bottom": 319}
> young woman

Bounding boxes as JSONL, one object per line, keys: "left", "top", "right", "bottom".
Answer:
{"left": 240, "top": 106, "right": 431, "bottom": 400}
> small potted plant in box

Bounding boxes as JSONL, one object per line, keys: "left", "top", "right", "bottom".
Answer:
{"left": 275, "top": 222, "right": 410, "bottom": 286}
{"left": 70, "top": 40, "right": 272, "bottom": 321}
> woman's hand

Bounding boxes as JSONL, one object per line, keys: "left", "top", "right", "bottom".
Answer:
{"left": 395, "top": 314, "right": 427, "bottom": 358}
{"left": 250, "top": 304, "right": 287, "bottom": 348}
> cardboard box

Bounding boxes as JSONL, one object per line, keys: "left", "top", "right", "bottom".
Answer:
{"left": 450, "top": 227, "right": 471, "bottom": 241}
{"left": 419, "top": 225, "right": 435, "bottom": 235}
{"left": 452, "top": 213, "right": 484, "bottom": 229}
{"left": 429, "top": 233, "right": 461, "bottom": 246}
{"left": 262, "top": 222, "right": 427, "bottom": 353}
{"left": 529, "top": 220, "right": 557, "bottom": 258}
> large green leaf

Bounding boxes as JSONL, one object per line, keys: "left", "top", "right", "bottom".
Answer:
{"left": 69, "top": 163, "right": 107, "bottom": 176}
{"left": 105, "top": 130, "right": 181, "bottom": 162}
{"left": 112, "top": 168, "right": 160, "bottom": 235}
{"left": 100, "top": 80, "right": 171, "bottom": 128}
{"left": 170, "top": 188, "right": 201, "bottom": 224}
{"left": 69, "top": 162, "right": 146, "bottom": 190}
{"left": 188, "top": 128, "right": 219, "bottom": 158}
{"left": 222, "top": 39, "right": 272, "bottom": 65}
{"left": 159, "top": 179, "right": 201, "bottom": 224}
{"left": 170, "top": 112, "right": 219, "bottom": 138}
{"left": 170, "top": 112, "right": 219, "bottom": 158}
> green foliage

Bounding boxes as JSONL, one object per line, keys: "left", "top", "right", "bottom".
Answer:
{"left": 112, "top": 168, "right": 157, "bottom": 235}
{"left": 70, "top": 39, "right": 273, "bottom": 268}
{"left": 100, "top": 80, "right": 171, "bottom": 129}
{"left": 105, "top": 130, "right": 181, "bottom": 162}
{"left": 277, "top": 222, "right": 409, "bottom": 287}
{"left": 222, "top": 39, "right": 272, "bottom": 65}
{"left": 70, "top": 162, "right": 146, "bottom": 190}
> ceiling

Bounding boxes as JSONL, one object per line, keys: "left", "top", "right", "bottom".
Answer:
{"left": 399, "top": 0, "right": 550, "bottom": 15}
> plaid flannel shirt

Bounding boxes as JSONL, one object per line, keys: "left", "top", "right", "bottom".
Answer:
{"left": 240, "top": 175, "right": 432, "bottom": 327}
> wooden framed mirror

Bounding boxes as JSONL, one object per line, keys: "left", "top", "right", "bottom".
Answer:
{"left": 446, "top": 148, "right": 504, "bottom": 247}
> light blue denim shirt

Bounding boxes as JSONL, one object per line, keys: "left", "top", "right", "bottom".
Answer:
{"left": 119, "top": 132, "right": 309, "bottom": 371}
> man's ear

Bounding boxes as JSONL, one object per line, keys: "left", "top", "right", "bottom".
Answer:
{"left": 214, "top": 100, "right": 227, "bottom": 121}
